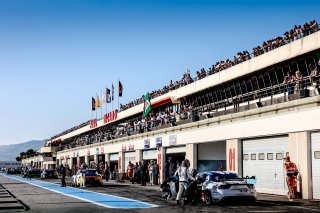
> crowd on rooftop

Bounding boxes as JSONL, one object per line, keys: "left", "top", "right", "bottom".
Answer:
{"left": 52, "top": 20, "right": 319, "bottom": 141}
{"left": 119, "top": 20, "right": 318, "bottom": 112}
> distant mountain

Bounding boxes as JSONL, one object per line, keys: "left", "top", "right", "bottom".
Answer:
{"left": 0, "top": 140, "right": 45, "bottom": 161}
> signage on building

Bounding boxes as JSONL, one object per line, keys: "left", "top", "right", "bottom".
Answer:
{"left": 110, "top": 153, "right": 119, "bottom": 161}
{"left": 90, "top": 119, "right": 97, "bottom": 128}
{"left": 101, "top": 147, "right": 104, "bottom": 154}
{"left": 169, "top": 135, "right": 177, "bottom": 146}
{"left": 87, "top": 150, "right": 90, "bottom": 156}
{"left": 65, "top": 155, "right": 70, "bottom": 159}
{"left": 104, "top": 110, "right": 117, "bottom": 124}
{"left": 129, "top": 144, "right": 134, "bottom": 150}
{"left": 144, "top": 139, "right": 150, "bottom": 149}
{"left": 61, "top": 156, "right": 65, "bottom": 160}
{"left": 96, "top": 148, "right": 99, "bottom": 155}
{"left": 228, "top": 148, "right": 235, "bottom": 171}
{"left": 156, "top": 137, "right": 162, "bottom": 148}
{"left": 122, "top": 144, "right": 127, "bottom": 151}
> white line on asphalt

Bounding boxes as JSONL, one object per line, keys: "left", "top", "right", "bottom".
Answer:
{"left": 256, "top": 200, "right": 320, "bottom": 212}
{"left": 248, "top": 211, "right": 290, "bottom": 213}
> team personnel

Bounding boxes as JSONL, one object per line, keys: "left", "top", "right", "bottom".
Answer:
{"left": 127, "top": 161, "right": 134, "bottom": 181}
{"left": 284, "top": 156, "right": 299, "bottom": 201}
{"left": 105, "top": 162, "right": 110, "bottom": 182}
{"left": 140, "top": 161, "right": 148, "bottom": 186}
{"left": 174, "top": 159, "right": 194, "bottom": 205}
{"left": 60, "top": 164, "right": 67, "bottom": 187}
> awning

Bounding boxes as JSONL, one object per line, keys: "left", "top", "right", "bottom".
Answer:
{"left": 151, "top": 97, "right": 180, "bottom": 108}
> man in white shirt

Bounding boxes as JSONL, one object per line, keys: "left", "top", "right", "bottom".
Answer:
{"left": 174, "top": 159, "right": 194, "bottom": 205}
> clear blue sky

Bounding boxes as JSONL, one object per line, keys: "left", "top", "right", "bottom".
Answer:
{"left": 0, "top": 0, "right": 319, "bottom": 145}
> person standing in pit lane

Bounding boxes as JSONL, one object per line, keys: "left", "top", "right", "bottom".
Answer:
{"left": 141, "top": 161, "right": 148, "bottom": 186}
{"left": 105, "top": 162, "right": 110, "bottom": 182}
{"left": 284, "top": 156, "right": 299, "bottom": 201}
{"left": 174, "top": 159, "right": 194, "bottom": 205}
{"left": 60, "top": 164, "right": 67, "bottom": 187}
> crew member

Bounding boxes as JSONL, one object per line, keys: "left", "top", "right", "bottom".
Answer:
{"left": 284, "top": 156, "right": 299, "bottom": 201}
{"left": 105, "top": 162, "right": 110, "bottom": 182}
{"left": 127, "top": 161, "right": 134, "bottom": 181}
{"left": 60, "top": 164, "right": 67, "bottom": 187}
{"left": 141, "top": 161, "right": 148, "bottom": 186}
{"left": 174, "top": 159, "right": 194, "bottom": 205}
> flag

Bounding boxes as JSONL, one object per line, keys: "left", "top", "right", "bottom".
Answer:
{"left": 144, "top": 92, "right": 152, "bottom": 117}
{"left": 106, "top": 88, "right": 111, "bottom": 103}
{"left": 96, "top": 93, "right": 101, "bottom": 109}
{"left": 102, "top": 90, "right": 106, "bottom": 105}
{"left": 92, "top": 97, "right": 96, "bottom": 111}
{"left": 119, "top": 81, "right": 123, "bottom": 97}
{"left": 112, "top": 83, "right": 114, "bottom": 101}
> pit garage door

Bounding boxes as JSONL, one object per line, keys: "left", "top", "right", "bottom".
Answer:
{"left": 243, "top": 136, "right": 288, "bottom": 195}
{"left": 311, "top": 132, "right": 320, "bottom": 199}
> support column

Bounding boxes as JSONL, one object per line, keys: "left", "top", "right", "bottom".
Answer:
{"left": 158, "top": 147, "right": 165, "bottom": 184}
{"left": 186, "top": 144, "right": 197, "bottom": 170}
{"left": 135, "top": 150, "right": 143, "bottom": 163}
{"left": 77, "top": 156, "right": 80, "bottom": 168}
{"left": 226, "top": 139, "right": 242, "bottom": 175}
{"left": 69, "top": 158, "right": 73, "bottom": 171}
{"left": 289, "top": 131, "right": 312, "bottom": 199}
{"left": 85, "top": 155, "right": 90, "bottom": 166}
{"left": 94, "top": 155, "right": 98, "bottom": 165}
{"left": 118, "top": 151, "right": 125, "bottom": 173}
{"left": 105, "top": 153, "right": 110, "bottom": 167}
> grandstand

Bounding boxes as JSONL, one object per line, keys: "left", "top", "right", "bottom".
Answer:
{"left": 23, "top": 20, "right": 320, "bottom": 200}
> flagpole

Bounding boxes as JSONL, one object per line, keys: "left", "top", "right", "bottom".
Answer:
{"left": 101, "top": 89, "right": 103, "bottom": 119}
{"left": 118, "top": 78, "right": 120, "bottom": 111}
{"left": 112, "top": 83, "right": 114, "bottom": 111}
{"left": 106, "top": 86, "right": 109, "bottom": 114}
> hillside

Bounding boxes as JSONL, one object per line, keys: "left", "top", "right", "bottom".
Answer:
{"left": 0, "top": 140, "right": 45, "bottom": 161}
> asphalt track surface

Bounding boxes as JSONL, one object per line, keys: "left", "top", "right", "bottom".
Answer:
{"left": 1, "top": 174, "right": 320, "bottom": 212}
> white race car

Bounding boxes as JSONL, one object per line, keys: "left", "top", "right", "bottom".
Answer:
{"left": 199, "top": 171, "right": 257, "bottom": 205}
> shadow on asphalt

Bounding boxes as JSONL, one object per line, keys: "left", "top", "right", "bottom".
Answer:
{"left": 257, "top": 199, "right": 304, "bottom": 206}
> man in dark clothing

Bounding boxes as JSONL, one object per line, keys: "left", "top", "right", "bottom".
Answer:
{"left": 105, "top": 162, "right": 110, "bottom": 182}
{"left": 60, "top": 164, "right": 67, "bottom": 187}
{"left": 140, "top": 161, "right": 148, "bottom": 186}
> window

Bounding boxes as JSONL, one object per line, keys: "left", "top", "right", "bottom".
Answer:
{"left": 314, "top": 151, "right": 320, "bottom": 159}
{"left": 276, "top": 153, "right": 284, "bottom": 160}
{"left": 267, "top": 153, "right": 274, "bottom": 160}
{"left": 243, "top": 154, "right": 249, "bottom": 160}
{"left": 259, "top": 153, "right": 265, "bottom": 160}
{"left": 251, "top": 153, "right": 256, "bottom": 160}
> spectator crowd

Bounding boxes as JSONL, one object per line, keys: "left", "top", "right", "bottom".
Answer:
{"left": 51, "top": 20, "right": 319, "bottom": 143}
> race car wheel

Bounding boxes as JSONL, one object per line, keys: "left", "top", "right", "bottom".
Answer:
{"left": 204, "top": 191, "right": 212, "bottom": 205}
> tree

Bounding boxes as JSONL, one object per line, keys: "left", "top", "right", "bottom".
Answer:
{"left": 20, "top": 152, "right": 26, "bottom": 158}
{"left": 16, "top": 156, "right": 21, "bottom": 161}
{"left": 26, "top": 149, "right": 35, "bottom": 156}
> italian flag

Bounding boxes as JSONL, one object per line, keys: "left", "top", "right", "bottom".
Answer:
{"left": 144, "top": 92, "right": 152, "bottom": 117}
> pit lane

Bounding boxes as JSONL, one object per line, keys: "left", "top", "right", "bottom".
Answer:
{"left": 0, "top": 174, "right": 319, "bottom": 212}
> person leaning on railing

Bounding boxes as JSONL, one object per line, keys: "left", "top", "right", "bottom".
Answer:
{"left": 283, "top": 72, "right": 295, "bottom": 95}
{"left": 309, "top": 63, "right": 319, "bottom": 95}
{"left": 293, "top": 70, "right": 303, "bottom": 94}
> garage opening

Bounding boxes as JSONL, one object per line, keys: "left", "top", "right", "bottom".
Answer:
{"left": 79, "top": 156, "right": 85, "bottom": 164}
{"left": 109, "top": 153, "right": 119, "bottom": 180}
{"left": 165, "top": 146, "right": 186, "bottom": 178}
{"left": 124, "top": 151, "right": 136, "bottom": 172}
{"left": 197, "top": 141, "right": 226, "bottom": 172}
{"left": 97, "top": 154, "right": 105, "bottom": 165}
